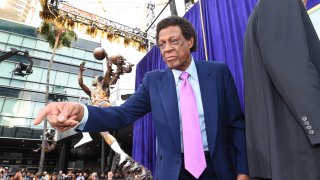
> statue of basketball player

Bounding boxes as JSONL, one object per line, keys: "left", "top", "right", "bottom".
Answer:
{"left": 77, "top": 51, "right": 133, "bottom": 164}
{"left": 75, "top": 48, "right": 152, "bottom": 179}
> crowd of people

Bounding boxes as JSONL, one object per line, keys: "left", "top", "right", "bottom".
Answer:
{"left": 0, "top": 167, "right": 122, "bottom": 180}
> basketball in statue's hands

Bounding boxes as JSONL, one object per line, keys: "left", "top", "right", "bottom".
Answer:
{"left": 93, "top": 47, "right": 107, "bottom": 60}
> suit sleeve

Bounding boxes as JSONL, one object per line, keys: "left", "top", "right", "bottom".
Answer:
{"left": 223, "top": 65, "right": 248, "bottom": 174}
{"left": 258, "top": 0, "right": 320, "bottom": 145}
{"left": 82, "top": 73, "right": 152, "bottom": 132}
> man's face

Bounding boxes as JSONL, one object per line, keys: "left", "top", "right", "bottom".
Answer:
{"left": 158, "top": 25, "right": 193, "bottom": 71}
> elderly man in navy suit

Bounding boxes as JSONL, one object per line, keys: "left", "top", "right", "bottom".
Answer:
{"left": 35, "top": 15, "right": 248, "bottom": 180}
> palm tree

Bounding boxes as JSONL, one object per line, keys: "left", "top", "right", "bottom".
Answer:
{"left": 37, "top": 21, "right": 77, "bottom": 173}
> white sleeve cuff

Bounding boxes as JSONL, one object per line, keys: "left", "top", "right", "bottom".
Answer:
{"left": 73, "top": 104, "right": 89, "bottom": 132}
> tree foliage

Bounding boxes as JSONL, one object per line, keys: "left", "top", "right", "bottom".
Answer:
{"left": 37, "top": 21, "right": 77, "bottom": 49}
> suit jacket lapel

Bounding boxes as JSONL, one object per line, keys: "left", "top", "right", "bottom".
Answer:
{"left": 196, "top": 61, "right": 218, "bottom": 157}
{"left": 157, "top": 68, "right": 181, "bottom": 152}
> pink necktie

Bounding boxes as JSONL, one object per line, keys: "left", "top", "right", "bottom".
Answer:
{"left": 180, "top": 72, "right": 206, "bottom": 178}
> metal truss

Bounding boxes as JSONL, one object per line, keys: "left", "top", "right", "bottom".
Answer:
{"left": 46, "top": 2, "right": 156, "bottom": 49}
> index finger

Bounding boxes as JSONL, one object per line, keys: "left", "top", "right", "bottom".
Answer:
{"left": 34, "top": 106, "right": 51, "bottom": 125}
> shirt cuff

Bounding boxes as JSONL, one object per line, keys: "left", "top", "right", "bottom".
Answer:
{"left": 73, "top": 104, "right": 89, "bottom": 132}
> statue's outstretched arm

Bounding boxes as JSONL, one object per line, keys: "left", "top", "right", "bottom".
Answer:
{"left": 78, "top": 62, "right": 91, "bottom": 97}
{"left": 102, "top": 61, "right": 113, "bottom": 89}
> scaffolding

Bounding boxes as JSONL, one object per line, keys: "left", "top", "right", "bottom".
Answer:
{"left": 41, "top": 0, "right": 155, "bottom": 51}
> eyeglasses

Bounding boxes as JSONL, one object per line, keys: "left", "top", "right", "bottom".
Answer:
{"left": 157, "top": 38, "right": 182, "bottom": 50}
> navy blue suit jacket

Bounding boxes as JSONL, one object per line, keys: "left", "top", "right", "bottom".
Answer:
{"left": 83, "top": 60, "right": 248, "bottom": 179}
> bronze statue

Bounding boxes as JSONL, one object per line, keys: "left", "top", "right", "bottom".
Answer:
{"left": 77, "top": 48, "right": 152, "bottom": 179}
{"left": 78, "top": 54, "right": 133, "bottom": 107}
{"left": 77, "top": 53, "right": 133, "bottom": 164}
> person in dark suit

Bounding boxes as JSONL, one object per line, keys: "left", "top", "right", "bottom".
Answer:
{"left": 244, "top": 0, "right": 320, "bottom": 179}
{"left": 34, "top": 15, "right": 248, "bottom": 180}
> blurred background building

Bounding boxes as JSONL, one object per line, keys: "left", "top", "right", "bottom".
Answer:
{"left": 0, "top": 18, "right": 118, "bottom": 171}
{"left": 0, "top": 0, "right": 34, "bottom": 23}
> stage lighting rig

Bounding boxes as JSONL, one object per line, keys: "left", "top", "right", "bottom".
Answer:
{"left": 0, "top": 48, "right": 33, "bottom": 77}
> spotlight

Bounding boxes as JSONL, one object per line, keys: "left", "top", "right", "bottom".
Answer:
{"left": 13, "top": 62, "right": 32, "bottom": 77}
{"left": 0, "top": 48, "right": 33, "bottom": 77}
